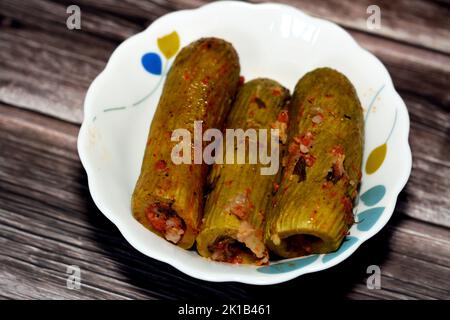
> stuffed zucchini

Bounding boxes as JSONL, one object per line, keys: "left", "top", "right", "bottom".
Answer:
{"left": 265, "top": 68, "right": 364, "bottom": 258}
{"left": 132, "top": 38, "right": 240, "bottom": 249}
{"left": 197, "top": 78, "right": 290, "bottom": 264}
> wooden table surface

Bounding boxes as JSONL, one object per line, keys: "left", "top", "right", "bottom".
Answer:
{"left": 0, "top": 0, "right": 449, "bottom": 300}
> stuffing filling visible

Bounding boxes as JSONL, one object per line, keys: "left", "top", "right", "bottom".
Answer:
{"left": 146, "top": 203, "right": 185, "bottom": 244}
{"left": 225, "top": 189, "right": 254, "bottom": 220}
{"left": 237, "top": 221, "right": 267, "bottom": 260}
{"left": 208, "top": 236, "right": 267, "bottom": 265}
{"left": 209, "top": 237, "right": 246, "bottom": 264}
{"left": 211, "top": 189, "right": 268, "bottom": 265}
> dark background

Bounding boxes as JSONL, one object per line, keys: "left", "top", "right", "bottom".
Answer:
{"left": 0, "top": 0, "right": 449, "bottom": 299}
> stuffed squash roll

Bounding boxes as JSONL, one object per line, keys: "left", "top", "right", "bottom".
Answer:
{"left": 132, "top": 38, "right": 240, "bottom": 249}
{"left": 265, "top": 68, "right": 364, "bottom": 258}
{"left": 197, "top": 78, "right": 290, "bottom": 264}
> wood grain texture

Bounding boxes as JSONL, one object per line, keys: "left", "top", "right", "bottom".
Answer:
{"left": 0, "top": 0, "right": 449, "bottom": 300}
{"left": 49, "top": 0, "right": 450, "bottom": 53}
{"left": 0, "top": 23, "right": 112, "bottom": 123}
{"left": 0, "top": 0, "right": 141, "bottom": 41}
{"left": 0, "top": 103, "right": 449, "bottom": 300}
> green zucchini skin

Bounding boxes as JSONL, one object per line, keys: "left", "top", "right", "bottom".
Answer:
{"left": 132, "top": 38, "right": 240, "bottom": 249}
{"left": 265, "top": 68, "right": 364, "bottom": 258}
{"left": 197, "top": 78, "right": 290, "bottom": 264}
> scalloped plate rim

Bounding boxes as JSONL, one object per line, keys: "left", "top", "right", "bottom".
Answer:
{"left": 77, "top": 1, "right": 412, "bottom": 285}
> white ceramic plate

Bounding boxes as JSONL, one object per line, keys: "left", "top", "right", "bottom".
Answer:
{"left": 78, "top": 1, "right": 412, "bottom": 284}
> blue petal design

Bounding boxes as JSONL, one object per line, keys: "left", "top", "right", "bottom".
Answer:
{"left": 360, "top": 185, "right": 386, "bottom": 206}
{"left": 357, "top": 207, "right": 385, "bottom": 231}
{"left": 141, "top": 52, "right": 162, "bottom": 75}
{"left": 322, "top": 236, "right": 358, "bottom": 263}
{"left": 257, "top": 255, "right": 319, "bottom": 274}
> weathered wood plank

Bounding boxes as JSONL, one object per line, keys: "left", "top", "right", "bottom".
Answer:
{"left": 0, "top": 104, "right": 449, "bottom": 300}
{"left": 351, "top": 30, "right": 450, "bottom": 107}
{"left": 50, "top": 0, "right": 450, "bottom": 54}
{"left": 0, "top": 0, "right": 141, "bottom": 41}
{"left": 398, "top": 92, "right": 450, "bottom": 227}
{"left": 0, "top": 27, "right": 110, "bottom": 123}
{"left": 51, "top": 0, "right": 173, "bottom": 25}
{"left": 0, "top": 0, "right": 140, "bottom": 123}
{"left": 0, "top": 254, "right": 131, "bottom": 300}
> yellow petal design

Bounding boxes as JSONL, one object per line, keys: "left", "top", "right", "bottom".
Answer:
{"left": 365, "top": 143, "right": 387, "bottom": 175}
{"left": 157, "top": 31, "right": 180, "bottom": 59}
